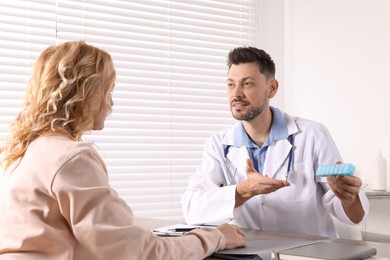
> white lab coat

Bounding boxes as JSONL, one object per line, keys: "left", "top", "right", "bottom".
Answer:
{"left": 181, "top": 111, "right": 369, "bottom": 237}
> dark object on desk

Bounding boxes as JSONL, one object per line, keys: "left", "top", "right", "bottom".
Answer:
{"left": 210, "top": 253, "right": 262, "bottom": 260}
{"left": 167, "top": 227, "right": 198, "bottom": 232}
{"left": 273, "top": 241, "right": 377, "bottom": 260}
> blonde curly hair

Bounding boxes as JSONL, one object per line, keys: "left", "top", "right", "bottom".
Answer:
{"left": 1, "top": 40, "right": 116, "bottom": 170}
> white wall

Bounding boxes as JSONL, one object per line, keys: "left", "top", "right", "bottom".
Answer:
{"left": 283, "top": 0, "right": 390, "bottom": 188}
{"left": 258, "top": 0, "right": 285, "bottom": 109}
{"left": 260, "top": 0, "right": 390, "bottom": 237}
{"left": 261, "top": 0, "right": 390, "bottom": 189}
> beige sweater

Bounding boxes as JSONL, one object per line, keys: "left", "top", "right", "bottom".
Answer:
{"left": 0, "top": 136, "right": 225, "bottom": 259}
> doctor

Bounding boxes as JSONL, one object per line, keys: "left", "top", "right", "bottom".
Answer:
{"left": 181, "top": 46, "right": 368, "bottom": 237}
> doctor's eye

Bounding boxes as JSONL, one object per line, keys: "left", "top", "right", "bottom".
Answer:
{"left": 243, "top": 81, "right": 255, "bottom": 87}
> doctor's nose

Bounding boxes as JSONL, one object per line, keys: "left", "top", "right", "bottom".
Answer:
{"left": 232, "top": 84, "right": 244, "bottom": 98}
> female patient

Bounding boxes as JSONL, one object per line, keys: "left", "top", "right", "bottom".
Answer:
{"left": 0, "top": 40, "right": 244, "bottom": 259}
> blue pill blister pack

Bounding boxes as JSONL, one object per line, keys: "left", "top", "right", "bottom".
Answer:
{"left": 316, "top": 163, "right": 356, "bottom": 177}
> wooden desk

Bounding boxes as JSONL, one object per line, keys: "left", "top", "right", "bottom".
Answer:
{"left": 135, "top": 217, "right": 390, "bottom": 259}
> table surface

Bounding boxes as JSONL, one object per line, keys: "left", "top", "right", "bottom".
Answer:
{"left": 135, "top": 217, "right": 390, "bottom": 259}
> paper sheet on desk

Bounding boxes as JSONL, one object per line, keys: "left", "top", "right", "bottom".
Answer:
{"left": 152, "top": 223, "right": 217, "bottom": 236}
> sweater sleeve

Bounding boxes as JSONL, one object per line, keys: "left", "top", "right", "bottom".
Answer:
{"left": 51, "top": 148, "right": 225, "bottom": 260}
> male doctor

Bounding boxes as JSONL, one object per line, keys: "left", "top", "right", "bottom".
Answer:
{"left": 181, "top": 46, "right": 368, "bottom": 237}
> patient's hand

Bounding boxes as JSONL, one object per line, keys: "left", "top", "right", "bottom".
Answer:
{"left": 217, "top": 223, "right": 245, "bottom": 249}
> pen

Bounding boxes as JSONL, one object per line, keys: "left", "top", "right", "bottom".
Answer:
{"left": 167, "top": 227, "right": 199, "bottom": 232}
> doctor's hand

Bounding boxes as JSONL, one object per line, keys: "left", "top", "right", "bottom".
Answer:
{"left": 235, "top": 159, "right": 290, "bottom": 207}
{"left": 327, "top": 163, "right": 364, "bottom": 223}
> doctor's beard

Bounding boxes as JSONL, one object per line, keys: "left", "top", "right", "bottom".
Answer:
{"left": 230, "top": 96, "right": 268, "bottom": 122}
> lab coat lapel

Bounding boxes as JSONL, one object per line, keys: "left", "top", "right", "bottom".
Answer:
{"left": 226, "top": 146, "right": 249, "bottom": 178}
{"left": 263, "top": 138, "right": 292, "bottom": 178}
{"left": 263, "top": 111, "right": 299, "bottom": 178}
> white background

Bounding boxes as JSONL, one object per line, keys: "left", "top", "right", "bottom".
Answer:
{"left": 260, "top": 0, "right": 390, "bottom": 237}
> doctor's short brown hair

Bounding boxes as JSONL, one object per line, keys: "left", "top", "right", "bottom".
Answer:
{"left": 227, "top": 46, "right": 276, "bottom": 80}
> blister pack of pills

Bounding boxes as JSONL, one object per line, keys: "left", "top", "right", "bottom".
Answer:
{"left": 316, "top": 163, "right": 355, "bottom": 177}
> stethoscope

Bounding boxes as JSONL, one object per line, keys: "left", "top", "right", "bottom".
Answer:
{"left": 285, "top": 134, "right": 295, "bottom": 181}
{"left": 222, "top": 134, "right": 295, "bottom": 186}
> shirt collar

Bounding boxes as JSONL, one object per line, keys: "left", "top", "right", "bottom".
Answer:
{"left": 233, "top": 106, "right": 289, "bottom": 148}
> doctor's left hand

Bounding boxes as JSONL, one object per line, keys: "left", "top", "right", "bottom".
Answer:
{"left": 327, "top": 163, "right": 364, "bottom": 223}
{"left": 327, "top": 175, "right": 362, "bottom": 205}
{"left": 235, "top": 159, "right": 290, "bottom": 207}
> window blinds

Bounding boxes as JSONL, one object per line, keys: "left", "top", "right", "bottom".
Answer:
{"left": 0, "top": 0, "right": 260, "bottom": 221}
{"left": 0, "top": 1, "right": 57, "bottom": 140}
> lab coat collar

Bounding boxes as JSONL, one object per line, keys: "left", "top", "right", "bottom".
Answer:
{"left": 221, "top": 123, "right": 237, "bottom": 146}
{"left": 232, "top": 107, "right": 288, "bottom": 148}
{"left": 222, "top": 111, "right": 299, "bottom": 178}
{"left": 221, "top": 110, "right": 299, "bottom": 146}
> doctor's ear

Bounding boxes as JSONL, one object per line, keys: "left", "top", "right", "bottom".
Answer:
{"left": 267, "top": 79, "right": 278, "bottom": 98}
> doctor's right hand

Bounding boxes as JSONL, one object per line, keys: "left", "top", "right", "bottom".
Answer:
{"left": 235, "top": 159, "right": 290, "bottom": 207}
